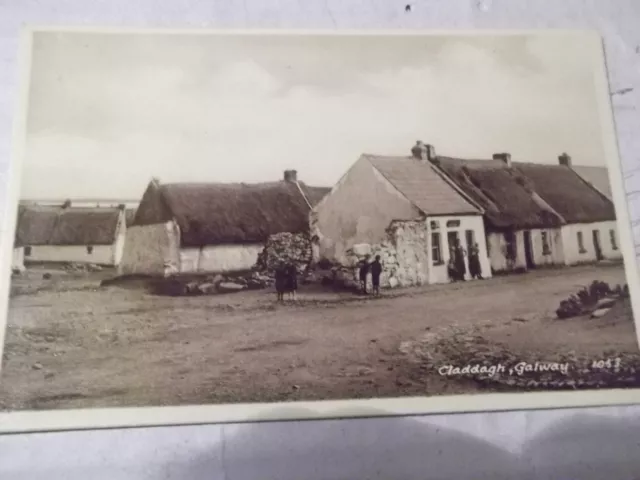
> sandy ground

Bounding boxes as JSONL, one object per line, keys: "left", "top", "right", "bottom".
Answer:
{"left": 0, "top": 263, "right": 637, "bottom": 411}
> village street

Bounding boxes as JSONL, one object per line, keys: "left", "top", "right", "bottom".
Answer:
{"left": 0, "top": 263, "right": 636, "bottom": 410}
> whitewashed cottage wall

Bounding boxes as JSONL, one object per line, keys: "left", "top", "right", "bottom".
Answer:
{"left": 179, "top": 244, "right": 264, "bottom": 273}
{"left": 118, "top": 221, "right": 179, "bottom": 276}
{"left": 426, "top": 215, "right": 491, "bottom": 283}
{"left": 486, "top": 231, "right": 528, "bottom": 273}
{"left": 561, "top": 220, "right": 623, "bottom": 265}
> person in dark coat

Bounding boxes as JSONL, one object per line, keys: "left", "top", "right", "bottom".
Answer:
{"left": 454, "top": 239, "right": 467, "bottom": 281}
{"left": 285, "top": 263, "right": 298, "bottom": 300}
{"left": 468, "top": 242, "right": 483, "bottom": 280}
{"left": 359, "top": 255, "right": 370, "bottom": 294}
{"left": 447, "top": 246, "right": 458, "bottom": 282}
{"left": 370, "top": 255, "right": 383, "bottom": 296}
{"left": 274, "top": 262, "right": 286, "bottom": 302}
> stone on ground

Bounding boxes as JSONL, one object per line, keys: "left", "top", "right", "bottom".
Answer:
{"left": 217, "top": 282, "right": 247, "bottom": 293}
{"left": 591, "top": 307, "right": 612, "bottom": 318}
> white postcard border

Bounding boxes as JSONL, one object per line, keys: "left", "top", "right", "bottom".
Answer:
{"left": 0, "top": 27, "right": 639, "bottom": 434}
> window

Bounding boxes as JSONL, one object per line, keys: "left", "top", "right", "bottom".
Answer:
{"left": 446, "top": 219, "right": 461, "bottom": 228}
{"left": 577, "top": 231, "right": 586, "bottom": 253}
{"left": 24, "top": 246, "right": 32, "bottom": 257}
{"left": 431, "top": 232, "right": 442, "bottom": 264}
{"left": 465, "top": 229, "right": 475, "bottom": 250}
{"left": 541, "top": 231, "right": 551, "bottom": 255}
{"left": 430, "top": 220, "right": 439, "bottom": 230}
{"left": 86, "top": 245, "right": 94, "bottom": 254}
{"left": 610, "top": 229, "right": 618, "bottom": 250}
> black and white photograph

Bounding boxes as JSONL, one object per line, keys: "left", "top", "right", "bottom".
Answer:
{"left": 1, "top": 29, "right": 639, "bottom": 428}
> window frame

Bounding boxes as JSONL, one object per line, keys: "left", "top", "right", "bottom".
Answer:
{"left": 431, "top": 231, "right": 443, "bottom": 265}
{"left": 446, "top": 219, "right": 461, "bottom": 228}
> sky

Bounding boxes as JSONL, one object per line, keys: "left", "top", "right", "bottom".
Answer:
{"left": 21, "top": 31, "right": 607, "bottom": 200}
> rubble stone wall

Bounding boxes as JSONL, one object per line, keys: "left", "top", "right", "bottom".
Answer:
{"left": 337, "top": 220, "right": 430, "bottom": 289}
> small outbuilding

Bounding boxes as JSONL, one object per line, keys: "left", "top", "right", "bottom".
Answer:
{"left": 13, "top": 204, "right": 127, "bottom": 269}
{"left": 119, "top": 172, "right": 329, "bottom": 276}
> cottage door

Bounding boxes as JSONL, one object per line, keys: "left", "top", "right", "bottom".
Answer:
{"left": 523, "top": 230, "right": 535, "bottom": 269}
{"left": 447, "top": 231, "right": 459, "bottom": 251}
{"left": 592, "top": 230, "right": 603, "bottom": 261}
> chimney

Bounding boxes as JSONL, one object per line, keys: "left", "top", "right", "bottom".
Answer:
{"left": 284, "top": 169, "right": 298, "bottom": 183}
{"left": 492, "top": 152, "right": 512, "bottom": 168}
{"left": 558, "top": 152, "right": 572, "bottom": 167}
{"left": 411, "top": 141, "right": 436, "bottom": 162}
{"left": 62, "top": 199, "right": 72, "bottom": 209}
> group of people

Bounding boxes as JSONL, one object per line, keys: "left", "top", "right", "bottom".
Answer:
{"left": 274, "top": 239, "right": 483, "bottom": 301}
{"left": 358, "top": 254, "right": 383, "bottom": 295}
{"left": 274, "top": 262, "right": 298, "bottom": 301}
{"left": 448, "top": 239, "right": 483, "bottom": 282}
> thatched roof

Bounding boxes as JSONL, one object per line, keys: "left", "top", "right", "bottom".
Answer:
{"left": 433, "top": 156, "right": 616, "bottom": 229}
{"left": 434, "top": 157, "right": 564, "bottom": 229}
{"left": 14, "top": 205, "right": 122, "bottom": 247}
{"left": 572, "top": 165, "right": 613, "bottom": 201}
{"left": 365, "top": 155, "right": 482, "bottom": 216}
{"left": 15, "top": 205, "right": 60, "bottom": 247}
{"left": 133, "top": 179, "right": 330, "bottom": 247}
{"left": 515, "top": 163, "right": 616, "bottom": 224}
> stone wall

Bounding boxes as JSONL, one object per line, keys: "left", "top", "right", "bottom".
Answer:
{"left": 337, "top": 219, "right": 430, "bottom": 289}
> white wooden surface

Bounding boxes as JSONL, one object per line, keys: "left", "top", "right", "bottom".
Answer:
{"left": 1, "top": 1, "right": 640, "bottom": 478}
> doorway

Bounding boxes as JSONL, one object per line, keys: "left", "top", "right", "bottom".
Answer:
{"left": 464, "top": 229, "right": 474, "bottom": 252}
{"left": 523, "top": 230, "right": 535, "bottom": 269}
{"left": 447, "top": 231, "right": 460, "bottom": 252}
{"left": 592, "top": 230, "right": 603, "bottom": 261}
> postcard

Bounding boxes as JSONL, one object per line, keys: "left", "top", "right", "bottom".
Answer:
{"left": 1, "top": 28, "right": 639, "bottom": 433}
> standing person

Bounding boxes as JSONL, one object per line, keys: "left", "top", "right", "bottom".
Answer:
{"left": 274, "top": 262, "right": 286, "bottom": 302}
{"left": 286, "top": 263, "right": 298, "bottom": 300}
{"left": 454, "top": 239, "right": 467, "bottom": 281}
{"left": 359, "top": 255, "right": 370, "bottom": 294}
{"left": 370, "top": 255, "right": 383, "bottom": 296}
{"left": 468, "top": 242, "right": 483, "bottom": 280}
{"left": 448, "top": 246, "right": 458, "bottom": 282}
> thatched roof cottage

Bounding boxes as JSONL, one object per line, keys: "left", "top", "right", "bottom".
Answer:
{"left": 432, "top": 148, "right": 620, "bottom": 272}
{"left": 12, "top": 204, "right": 127, "bottom": 270}
{"left": 312, "top": 145, "right": 491, "bottom": 286}
{"left": 119, "top": 172, "right": 330, "bottom": 276}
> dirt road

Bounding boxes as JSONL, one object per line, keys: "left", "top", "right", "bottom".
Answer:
{"left": 0, "top": 264, "right": 636, "bottom": 410}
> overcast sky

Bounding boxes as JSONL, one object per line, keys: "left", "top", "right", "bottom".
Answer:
{"left": 22, "top": 31, "right": 606, "bottom": 200}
